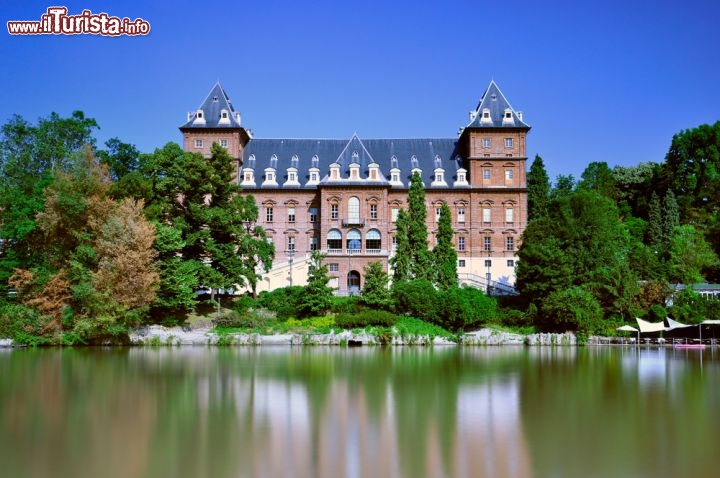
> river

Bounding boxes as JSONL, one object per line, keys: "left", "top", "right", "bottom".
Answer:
{"left": 1, "top": 346, "right": 718, "bottom": 478}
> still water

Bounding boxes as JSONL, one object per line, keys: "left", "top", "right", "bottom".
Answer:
{"left": 1, "top": 346, "right": 718, "bottom": 478}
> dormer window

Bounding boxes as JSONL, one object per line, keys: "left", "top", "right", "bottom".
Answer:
{"left": 349, "top": 164, "right": 360, "bottom": 180}
{"left": 221, "top": 111, "right": 228, "bottom": 119}
{"left": 503, "top": 108, "right": 514, "bottom": 125}
{"left": 455, "top": 168, "right": 468, "bottom": 186}
{"left": 263, "top": 168, "right": 278, "bottom": 186}
{"left": 329, "top": 163, "right": 341, "bottom": 180}
{"left": 285, "top": 166, "right": 300, "bottom": 186}
{"left": 368, "top": 163, "right": 380, "bottom": 180}
{"left": 242, "top": 168, "right": 255, "bottom": 186}
{"left": 481, "top": 108, "right": 492, "bottom": 123}
{"left": 307, "top": 167, "right": 320, "bottom": 185}
{"left": 432, "top": 167, "right": 446, "bottom": 187}
{"left": 193, "top": 109, "right": 206, "bottom": 125}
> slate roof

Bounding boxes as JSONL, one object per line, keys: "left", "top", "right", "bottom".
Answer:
{"left": 465, "top": 80, "right": 530, "bottom": 129}
{"left": 180, "top": 82, "right": 242, "bottom": 129}
{"left": 241, "top": 134, "right": 464, "bottom": 189}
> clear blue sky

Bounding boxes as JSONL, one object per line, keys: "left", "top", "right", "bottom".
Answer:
{"left": 2, "top": 0, "right": 718, "bottom": 180}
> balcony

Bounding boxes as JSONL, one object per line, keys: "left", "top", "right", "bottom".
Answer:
{"left": 341, "top": 218, "right": 365, "bottom": 227}
{"left": 322, "top": 248, "right": 389, "bottom": 257}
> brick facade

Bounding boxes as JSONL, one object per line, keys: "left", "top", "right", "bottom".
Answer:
{"left": 181, "top": 81, "right": 529, "bottom": 294}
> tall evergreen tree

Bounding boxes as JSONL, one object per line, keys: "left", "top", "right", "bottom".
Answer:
{"left": 662, "top": 189, "right": 679, "bottom": 243}
{"left": 433, "top": 202, "right": 457, "bottom": 289}
{"left": 390, "top": 209, "right": 411, "bottom": 283}
{"left": 646, "top": 192, "right": 663, "bottom": 249}
{"left": 407, "top": 171, "right": 432, "bottom": 280}
{"left": 361, "top": 262, "right": 393, "bottom": 309}
{"left": 527, "top": 154, "right": 550, "bottom": 221}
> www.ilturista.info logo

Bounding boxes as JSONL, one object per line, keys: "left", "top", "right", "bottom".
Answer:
{"left": 7, "top": 7, "right": 150, "bottom": 36}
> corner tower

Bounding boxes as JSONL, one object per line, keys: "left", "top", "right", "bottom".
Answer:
{"left": 179, "top": 82, "right": 252, "bottom": 177}
{"left": 459, "top": 80, "right": 530, "bottom": 188}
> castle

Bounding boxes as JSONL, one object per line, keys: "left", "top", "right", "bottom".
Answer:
{"left": 180, "top": 81, "right": 529, "bottom": 295}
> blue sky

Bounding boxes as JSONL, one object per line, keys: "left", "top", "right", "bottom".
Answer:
{"left": 1, "top": 0, "right": 718, "bottom": 180}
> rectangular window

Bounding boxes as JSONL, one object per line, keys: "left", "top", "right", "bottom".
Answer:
{"left": 483, "top": 236, "right": 491, "bottom": 252}
{"left": 331, "top": 204, "right": 339, "bottom": 220}
{"left": 505, "top": 170, "right": 514, "bottom": 181}
{"left": 485, "top": 259, "right": 492, "bottom": 268}
{"left": 482, "top": 138, "right": 490, "bottom": 148}
{"left": 220, "top": 139, "right": 228, "bottom": 148}
{"left": 483, "top": 169, "right": 491, "bottom": 180}
{"left": 458, "top": 207, "right": 465, "bottom": 223}
{"left": 505, "top": 138, "right": 513, "bottom": 148}
{"left": 195, "top": 139, "right": 203, "bottom": 148}
{"left": 309, "top": 207, "right": 318, "bottom": 222}
{"left": 391, "top": 208, "right": 399, "bottom": 222}
{"left": 310, "top": 236, "right": 318, "bottom": 251}
{"left": 506, "top": 236, "right": 515, "bottom": 251}
{"left": 370, "top": 204, "right": 378, "bottom": 220}
{"left": 483, "top": 207, "right": 491, "bottom": 223}
{"left": 392, "top": 236, "right": 398, "bottom": 251}
{"left": 458, "top": 259, "right": 466, "bottom": 268}
{"left": 265, "top": 206, "right": 273, "bottom": 222}
{"left": 287, "top": 236, "right": 295, "bottom": 252}
{"left": 435, "top": 207, "right": 442, "bottom": 222}
{"left": 505, "top": 208, "right": 514, "bottom": 223}
{"left": 458, "top": 237, "right": 466, "bottom": 251}
{"left": 288, "top": 207, "right": 295, "bottom": 223}
{"left": 507, "top": 259, "right": 515, "bottom": 267}
{"left": 329, "top": 263, "right": 339, "bottom": 272}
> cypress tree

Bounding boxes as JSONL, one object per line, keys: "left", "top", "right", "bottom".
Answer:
{"left": 407, "top": 171, "right": 432, "bottom": 280}
{"left": 390, "top": 208, "right": 411, "bottom": 283}
{"left": 433, "top": 202, "right": 457, "bottom": 289}
{"left": 646, "top": 192, "right": 663, "bottom": 249}
{"left": 662, "top": 189, "right": 679, "bottom": 242}
{"left": 527, "top": 155, "right": 550, "bottom": 220}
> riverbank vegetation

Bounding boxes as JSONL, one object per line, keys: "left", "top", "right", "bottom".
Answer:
{"left": 1, "top": 111, "right": 719, "bottom": 345}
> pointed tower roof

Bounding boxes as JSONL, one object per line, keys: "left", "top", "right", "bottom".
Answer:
{"left": 464, "top": 80, "right": 530, "bottom": 130}
{"left": 180, "top": 82, "right": 243, "bottom": 129}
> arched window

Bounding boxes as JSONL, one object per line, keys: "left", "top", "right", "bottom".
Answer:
{"left": 327, "top": 229, "right": 342, "bottom": 251}
{"left": 348, "top": 197, "right": 360, "bottom": 223}
{"left": 366, "top": 229, "right": 381, "bottom": 252}
{"left": 347, "top": 229, "right": 361, "bottom": 252}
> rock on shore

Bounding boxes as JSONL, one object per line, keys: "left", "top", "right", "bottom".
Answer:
{"left": 128, "top": 325, "right": 576, "bottom": 346}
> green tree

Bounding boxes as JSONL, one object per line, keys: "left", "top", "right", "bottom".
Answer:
{"left": 0, "top": 112, "right": 99, "bottom": 287}
{"left": 298, "top": 251, "right": 334, "bottom": 317}
{"left": 541, "top": 286, "right": 603, "bottom": 337}
{"left": 142, "top": 142, "right": 274, "bottom": 313}
{"left": 662, "top": 189, "right": 679, "bottom": 243}
{"left": 578, "top": 161, "right": 617, "bottom": 199}
{"left": 551, "top": 174, "right": 575, "bottom": 198}
{"left": 527, "top": 154, "right": 550, "bottom": 220}
{"left": 516, "top": 190, "right": 636, "bottom": 321}
{"left": 646, "top": 192, "right": 663, "bottom": 249}
{"left": 390, "top": 209, "right": 411, "bottom": 283}
{"left": 361, "top": 262, "right": 393, "bottom": 309}
{"left": 433, "top": 202, "right": 457, "bottom": 289}
{"left": 96, "top": 137, "right": 139, "bottom": 180}
{"left": 669, "top": 225, "right": 720, "bottom": 284}
{"left": 407, "top": 171, "right": 432, "bottom": 280}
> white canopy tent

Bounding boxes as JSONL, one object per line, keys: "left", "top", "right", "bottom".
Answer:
{"left": 617, "top": 324, "right": 639, "bottom": 343}
{"left": 635, "top": 317, "right": 666, "bottom": 333}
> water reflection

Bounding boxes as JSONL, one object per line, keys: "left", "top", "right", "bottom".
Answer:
{"left": 1, "top": 346, "right": 719, "bottom": 478}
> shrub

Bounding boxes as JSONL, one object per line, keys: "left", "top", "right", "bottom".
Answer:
{"left": 233, "top": 294, "right": 257, "bottom": 313}
{"left": 542, "top": 286, "right": 603, "bottom": 335}
{"left": 330, "top": 295, "right": 365, "bottom": 314}
{"left": 392, "top": 280, "right": 438, "bottom": 321}
{"left": 257, "top": 286, "right": 304, "bottom": 320}
{"left": 334, "top": 310, "right": 400, "bottom": 329}
{"left": 436, "top": 286, "right": 497, "bottom": 332}
{"left": 212, "top": 310, "right": 268, "bottom": 329}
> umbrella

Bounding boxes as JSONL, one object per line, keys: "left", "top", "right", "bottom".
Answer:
{"left": 617, "top": 325, "right": 639, "bottom": 344}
